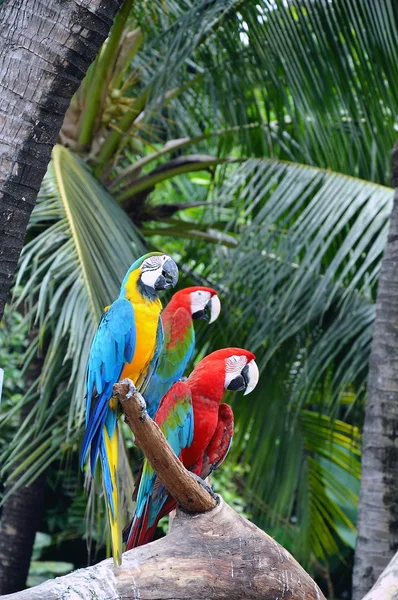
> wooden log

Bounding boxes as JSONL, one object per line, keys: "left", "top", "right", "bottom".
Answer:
{"left": 2, "top": 498, "right": 325, "bottom": 600}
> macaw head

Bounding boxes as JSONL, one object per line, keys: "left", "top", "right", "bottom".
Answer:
{"left": 169, "top": 286, "right": 221, "bottom": 323}
{"left": 121, "top": 252, "right": 179, "bottom": 300}
{"left": 189, "top": 348, "right": 259, "bottom": 400}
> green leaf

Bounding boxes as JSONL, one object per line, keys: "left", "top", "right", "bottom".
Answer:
{"left": 117, "top": 154, "right": 229, "bottom": 201}
{"left": 3, "top": 146, "right": 146, "bottom": 484}
{"left": 183, "top": 157, "right": 389, "bottom": 562}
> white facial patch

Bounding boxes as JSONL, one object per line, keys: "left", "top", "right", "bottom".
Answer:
{"left": 224, "top": 355, "right": 248, "bottom": 389}
{"left": 190, "top": 290, "right": 212, "bottom": 315}
{"left": 140, "top": 254, "right": 168, "bottom": 288}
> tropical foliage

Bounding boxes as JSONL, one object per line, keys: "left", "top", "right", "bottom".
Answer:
{"left": 1, "top": 0, "right": 397, "bottom": 594}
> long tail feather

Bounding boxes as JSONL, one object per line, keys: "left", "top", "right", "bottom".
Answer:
{"left": 125, "top": 494, "right": 177, "bottom": 549}
{"left": 101, "top": 426, "right": 122, "bottom": 565}
{"left": 80, "top": 400, "right": 108, "bottom": 473}
{"left": 125, "top": 502, "right": 152, "bottom": 550}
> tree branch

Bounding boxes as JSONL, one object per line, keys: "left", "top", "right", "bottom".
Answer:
{"left": 113, "top": 380, "right": 217, "bottom": 513}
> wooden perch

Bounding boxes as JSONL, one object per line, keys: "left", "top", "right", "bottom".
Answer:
{"left": 3, "top": 381, "right": 326, "bottom": 599}
{"left": 3, "top": 499, "right": 325, "bottom": 600}
{"left": 113, "top": 379, "right": 217, "bottom": 513}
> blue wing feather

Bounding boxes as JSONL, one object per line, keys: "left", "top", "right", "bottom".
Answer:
{"left": 147, "top": 395, "right": 194, "bottom": 525}
{"left": 81, "top": 298, "right": 136, "bottom": 473}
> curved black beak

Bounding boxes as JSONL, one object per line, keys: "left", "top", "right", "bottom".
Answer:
{"left": 241, "top": 364, "right": 249, "bottom": 387}
{"left": 227, "top": 373, "right": 246, "bottom": 392}
{"left": 192, "top": 295, "right": 221, "bottom": 322}
{"left": 154, "top": 258, "right": 179, "bottom": 291}
{"left": 227, "top": 360, "right": 259, "bottom": 395}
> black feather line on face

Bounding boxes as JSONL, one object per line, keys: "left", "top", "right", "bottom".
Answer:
{"left": 141, "top": 256, "right": 163, "bottom": 272}
{"left": 192, "top": 309, "right": 206, "bottom": 320}
{"left": 227, "top": 374, "right": 246, "bottom": 392}
{"left": 137, "top": 276, "right": 158, "bottom": 301}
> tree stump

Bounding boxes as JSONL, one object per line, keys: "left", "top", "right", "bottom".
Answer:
{"left": 2, "top": 498, "right": 325, "bottom": 600}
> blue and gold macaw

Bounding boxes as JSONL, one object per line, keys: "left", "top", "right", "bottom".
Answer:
{"left": 80, "top": 252, "right": 178, "bottom": 564}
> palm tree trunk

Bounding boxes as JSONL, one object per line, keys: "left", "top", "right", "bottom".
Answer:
{"left": 0, "top": 343, "right": 45, "bottom": 593}
{"left": 0, "top": 0, "right": 125, "bottom": 589}
{"left": 0, "top": 0, "right": 123, "bottom": 323}
{"left": 353, "top": 146, "right": 398, "bottom": 598}
{"left": 0, "top": 471, "right": 46, "bottom": 594}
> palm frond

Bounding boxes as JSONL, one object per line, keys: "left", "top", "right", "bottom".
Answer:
{"left": 209, "top": 159, "right": 391, "bottom": 402}
{"left": 177, "top": 157, "right": 392, "bottom": 561}
{"left": 131, "top": 0, "right": 398, "bottom": 182}
{"left": 1, "top": 146, "right": 146, "bottom": 490}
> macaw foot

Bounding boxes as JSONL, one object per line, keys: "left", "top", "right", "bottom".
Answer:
{"left": 118, "top": 378, "right": 147, "bottom": 422}
{"left": 134, "top": 391, "right": 148, "bottom": 423}
{"left": 119, "top": 378, "right": 137, "bottom": 400}
{"left": 189, "top": 472, "right": 220, "bottom": 504}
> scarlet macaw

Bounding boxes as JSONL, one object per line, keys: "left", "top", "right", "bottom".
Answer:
{"left": 124, "top": 347, "right": 259, "bottom": 549}
{"left": 81, "top": 252, "right": 178, "bottom": 564}
{"left": 144, "top": 286, "right": 221, "bottom": 418}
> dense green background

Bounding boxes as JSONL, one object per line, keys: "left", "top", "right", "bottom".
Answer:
{"left": 1, "top": 1, "right": 397, "bottom": 596}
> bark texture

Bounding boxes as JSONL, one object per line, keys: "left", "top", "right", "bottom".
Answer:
{"left": 353, "top": 155, "right": 398, "bottom": 598}
{"left": 362, "top": 550, "right": 398, "bottom": 600}
{"left": 0, "top": 472, "right": 46, "bottom": 595}
{"left": 0, "top": 0, "right": 123, "bottom": 323}
{"left": 0, "top": 0, "right": 123, "bottom": 590}
{"left": 0, "top": 338, "right": 46, "bottom": 594}
{"left": 1, "top": 499, "right": 326, "bottom": 600}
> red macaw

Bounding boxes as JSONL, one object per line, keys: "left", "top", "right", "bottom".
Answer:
{"left": 144, "top": 286, "right": 221, "bottom": 418}
{"left": 124, "top": 348, "right": 259, "bottom": 549}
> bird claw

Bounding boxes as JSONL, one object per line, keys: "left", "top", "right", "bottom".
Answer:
{"left": 118, "top": 379, "right": 147, "bottom": 422}
{"left": 189, "top": 473, "right": 220, "bottom": 503}
{"left": 134, "top": 391, "right": 148, "bottom": 422}
{"left": 119, "top": 378, "right": 137, "bottom": 400}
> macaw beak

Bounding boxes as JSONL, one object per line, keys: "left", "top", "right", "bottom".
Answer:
{"left": 192, "top": 294, "right": 221, "bottom": 322}
{"left": 154, "top": 258, "right": 179, "bottom": 290}
{"left": 207, "top": 294, "right": 221, "bottom": 324}
{"left": 242, "top": 359, "right": 260, "bottom": 396}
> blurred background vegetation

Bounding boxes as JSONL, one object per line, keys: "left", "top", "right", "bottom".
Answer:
{"left": 1, "top": 0, "right": 397, "bottom": 597}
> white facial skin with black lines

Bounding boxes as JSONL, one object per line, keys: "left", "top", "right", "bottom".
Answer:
{"left": 190, "top": 290, "right": 212, "bottom": 315}
{"left": 224, "top": 355, "right": 259, "bottom": 396}
{"left": 140, "top": 255, "right": 169, "bottom": 289}
{"left": 224, "top": 355, "right": 247, "bottom": 389}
